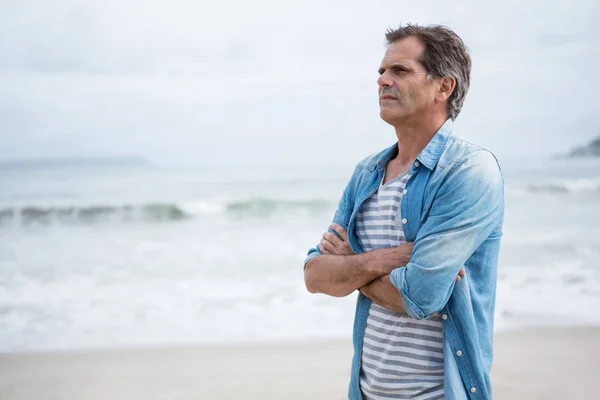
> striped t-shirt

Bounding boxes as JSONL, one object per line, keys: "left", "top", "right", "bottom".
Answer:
{"left": 356, "top": 170, "right": 445, "bottom": 400}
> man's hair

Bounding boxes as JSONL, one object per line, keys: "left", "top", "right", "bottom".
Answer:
{"left": 385, "top": 24, "right": 471, "bottom": 120}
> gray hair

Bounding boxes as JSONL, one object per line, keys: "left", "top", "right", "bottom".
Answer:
{"left": 385, "top": 24, "right": 471, "bottom": 120}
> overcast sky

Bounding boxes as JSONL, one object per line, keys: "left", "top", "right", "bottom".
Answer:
{"left": 1, "top": 0, "right": 598, "bottom": 166}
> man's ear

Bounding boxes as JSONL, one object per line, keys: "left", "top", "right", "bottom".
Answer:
{"left": 437, "top": 76, "right": 456, "bottom": 103}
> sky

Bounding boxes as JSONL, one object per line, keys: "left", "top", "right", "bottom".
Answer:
{"left": 0, "top": 0, "right": 598, "bottom": 166}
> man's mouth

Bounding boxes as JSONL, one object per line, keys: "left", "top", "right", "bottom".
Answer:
{"left": 380, "top": 95, "right": 397, "bottom": 101}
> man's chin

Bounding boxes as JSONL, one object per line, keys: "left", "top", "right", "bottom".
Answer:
{"left": 379, "top": 109, "right": 400, "bottom": 125}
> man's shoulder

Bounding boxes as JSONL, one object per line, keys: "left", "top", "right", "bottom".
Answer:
{"left": 438, "top": 135, "right": 501, "bottom": 174}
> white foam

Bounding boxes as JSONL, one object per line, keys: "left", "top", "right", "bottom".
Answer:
{"left": 180, "top": 199, "right": 227, "bottom": 216}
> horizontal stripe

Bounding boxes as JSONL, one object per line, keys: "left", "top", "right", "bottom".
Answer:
{"left": 360, "top": 206, "right": 382, "bottom": 213}
{"left": 362, "top": 350, "right": 443, "bottom": 371}
{"left": 360, "top": 371, "right": 444, "bottom": 385}
{"left": 378, "top": 204, "right": 399, "bottom": 211}
{"left": 356, "top": 229, "right": 404, "bottom": 239}
{"left": 356, "top": 222, "right": 402, "bottom": 229}
{"left": 363, "top": 341, "right": 444, "bottom": 364}
{"left": 362, "top": 366, "right": 444, "bottom": 386}
{"left": 362, "top": 351, "right": 444, "bottom": 372}
{"left": 363, "top": 337, "right": 444, "bottom": 360}
{"left": 367, "top": 319, "right": 442, "bottom": 337}
{"left": 366, "top": 315, "right": 443, "bottom": 336}
{"left": 356, "top": 223, "right": 397, "bottom": 230}
{"left": 361, "top": 360, "right": 446, "bottom": 381}
{"left": 359, "top": 379, "right": 443, "bottom": 396}
{"left": 359, "top": 214, "right": 396, "bottom": 222}
{"left": 356, "top": 239, "right": 400, "bottom": 247}
{"left": 355, "top": 223, "right": 401, "bottom": 231}
{"left": 361, "top": 355, "right": 442, "bottom": 373}
{"left": 363, "top": 332, "right": 444, "bottom": 354}
{"left": 360, "top": 376, "right": 442, "bottom": 390}
{"left": 356, "top": 213, "right": 401, "bottom": 225}
{"left": 366, "top": 322, "right": 443, "bottom": 343}
{"left": 355, "top": 233, "right": 404, "bottom": 242}
{"left": 377, "top": 194, "right": 403, "bottom": 202}
{"left": 365, "top": 331, "right": 443, "bottom": 352}
{"left": 371, "top": 305, "right": 442, "bottom": 323}
{"left": 356, "top": 217, "right": 398, "bottom": 224}
{"left": 354, "top": 233, "right": 401, "bottom": 241}
{"left": 368, "top": 311, "right": 443, "bottom": 334}
{"left": 376, "top": 196, "right": 403, "bottom": 203}
{"left": 379, "top": 186, "right": 406, "bottom": 194}
{"left": 357, "top": 238, "right": 405, "bottom": 247}
{"left": 360, "top": 368, "right": 443, "bottom": 399}
{"left": 362, "top": 353, "right": 444, "bottom": 372}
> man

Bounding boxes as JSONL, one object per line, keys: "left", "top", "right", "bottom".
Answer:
{"left": 303, "top": 25, "right": 504, "bottom": 400}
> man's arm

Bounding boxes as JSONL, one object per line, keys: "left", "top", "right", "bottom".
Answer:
{"left": 389, "top": 150, "right": 504, "bottom": 320}
{"left": 360, "top": 270, "right": 466, "bottom": 313}
{"left": 360, "top": 275, "right": 405, "bottom": 312}
{"left": 304, "top": 242, "right": 411, "bottom": 297}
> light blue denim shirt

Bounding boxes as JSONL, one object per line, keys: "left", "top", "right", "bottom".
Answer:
{"left": 304, "top": 119, "right": 504, "bottom": 400}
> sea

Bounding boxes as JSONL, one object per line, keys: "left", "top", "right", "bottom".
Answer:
{"left": 1, "top": 155, "right": 599, "bottom": 352}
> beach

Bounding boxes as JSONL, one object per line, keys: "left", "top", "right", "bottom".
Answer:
{"left": 0, "top": 327, "right": 597, "bottom": 400}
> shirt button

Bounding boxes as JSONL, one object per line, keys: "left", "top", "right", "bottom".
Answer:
{"left": 441, "top": 314, "right": 448, "bottom": 320}
{"left": 470, "top": 387, "right": 477, "bottom": 393}
{"left": 401, "top": 218, "right": 407, "bottom": 224}
{"left": 414, "top": 161, "right": 421, "bottom": 168}
{"left": 402, "top": 189, "right": 408, "bottom": 195}
{"left": 456, "top": 350, "right": 463, "bottom": 357}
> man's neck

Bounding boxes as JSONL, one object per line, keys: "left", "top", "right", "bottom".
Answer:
{"left": 392, "top": 113, "right": 448, "bottom": 166}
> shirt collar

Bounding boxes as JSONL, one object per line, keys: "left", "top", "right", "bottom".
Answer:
{"left": 416, "top": 118, "right": 454, "bottom": 170}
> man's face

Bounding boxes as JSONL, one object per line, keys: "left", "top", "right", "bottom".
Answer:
{"left": 377, "top": 36, "right": 439, "bottom": 125}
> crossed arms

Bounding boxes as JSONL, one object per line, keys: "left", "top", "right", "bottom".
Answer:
{"left": 304, "top": 223, "right": 464, "bottom": 313}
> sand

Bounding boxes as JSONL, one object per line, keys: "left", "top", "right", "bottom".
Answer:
{"left": 0, "top": 327, "right": 598, "bottom": 400}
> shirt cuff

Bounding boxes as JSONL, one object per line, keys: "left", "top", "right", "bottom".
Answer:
{"left": 303, "top": 249, "right": 321, "bottom": 270}
{"left": 390, "top": 267, "right": 427, "bottom": 320}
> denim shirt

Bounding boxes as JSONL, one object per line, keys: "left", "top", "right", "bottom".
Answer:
{"left": 304, "top": 119, "right": 504, "bottom": 400}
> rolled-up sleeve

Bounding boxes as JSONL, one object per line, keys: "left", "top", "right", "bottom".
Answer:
{"left": 390, "top": 150, "right": 504, "bottom": 320}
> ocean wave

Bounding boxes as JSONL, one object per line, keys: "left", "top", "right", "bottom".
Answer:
{"left": 0, "top": 198, "right": 334, "bottom": 226}
{"left": 225, "top": 198, "right": 331, "bottom": 217}
{"left": 528, "top": 179, "right": 600, "bottom": 194}
{"left": 0, "top": 204, "right": 189, "bottom": 226}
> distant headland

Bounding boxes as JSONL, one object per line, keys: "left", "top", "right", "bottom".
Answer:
{"left": 565, "top": 137, "right": 600, "bottom": 158}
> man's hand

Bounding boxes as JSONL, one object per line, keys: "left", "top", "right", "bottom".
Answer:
{"left": 318, "top": 223, "right": 355, "bottom": 256}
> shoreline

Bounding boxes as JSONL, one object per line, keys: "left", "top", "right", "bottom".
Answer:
{"left": 0, "top": 327, "right": 598, "bottom": 399}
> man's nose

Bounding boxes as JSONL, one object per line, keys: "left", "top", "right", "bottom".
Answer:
{"left": 377, "top": 71, "right": 392, "bottom": 88}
